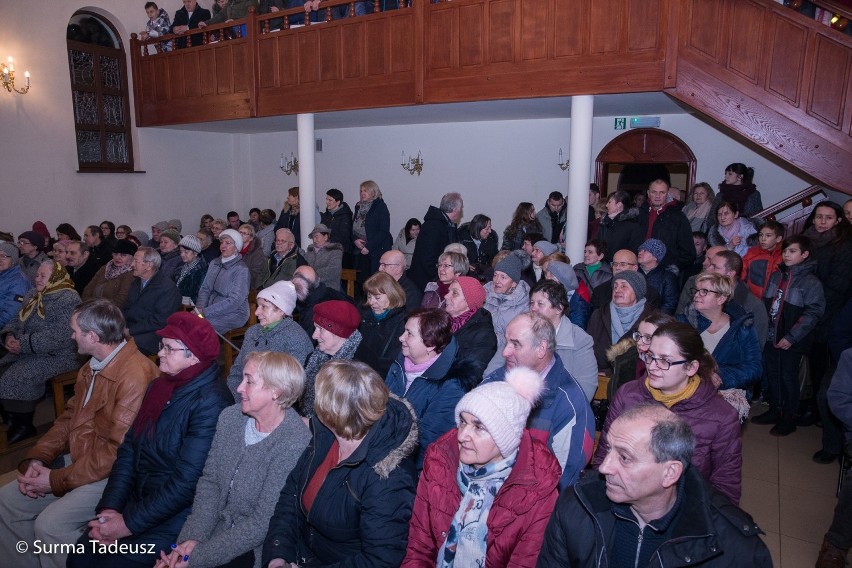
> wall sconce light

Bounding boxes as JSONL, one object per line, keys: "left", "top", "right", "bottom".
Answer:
{"left": 401, "top": 150, "right": 423, "bottom": 176}
{"left": 1, "top": 57, "right": 31, "bottom": 95}
{"left": 830, "top": 14, "right": 849, "bottom": 31}
{"left": 279, "top": 152, "right": 298, "bottom": 176}
{"left": 557, "top": 148, "right": 570, "bottom": 171}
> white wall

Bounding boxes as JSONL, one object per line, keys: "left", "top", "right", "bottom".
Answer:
{"left": 0, "top": 0, "right": 818, "bottom": 247}
{"left": 246, "top": 113, "right": 814, "bottom": 249}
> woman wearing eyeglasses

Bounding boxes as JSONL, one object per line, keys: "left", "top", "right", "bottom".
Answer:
{"left": 421, "top": 251, "right": 469, "bottom": 310}
{"left": 604, "top": 311, "right": 675, "bottom": 398}
{"left": 677, "top": 272, "right": 761, "bottom": 424}
{"left": 593, "top": 321, "right": 742, "bottom": 505}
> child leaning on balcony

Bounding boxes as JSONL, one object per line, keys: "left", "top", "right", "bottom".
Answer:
{"left": 141, "top": 2, "right": 173, "bottom": 52}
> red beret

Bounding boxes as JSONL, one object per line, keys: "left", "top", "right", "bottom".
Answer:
{"left": 156, "top": 312, "right": 220, "bottom": 364}
{"left": 313, "top": 300, "right": 360, "bottom": 339}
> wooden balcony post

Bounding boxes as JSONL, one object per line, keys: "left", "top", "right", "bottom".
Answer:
{"left": 248, "top": 6, "right": 258, "bottom": 118}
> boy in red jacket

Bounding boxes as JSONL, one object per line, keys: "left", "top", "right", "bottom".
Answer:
{"left": 741, "top": 219, "right": 784, "bottom": 300}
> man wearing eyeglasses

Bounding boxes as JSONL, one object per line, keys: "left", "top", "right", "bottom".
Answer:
{"left": 0, "top": 299, "right": 158, "bottom": 568}
{"left": 16, "top": 231, "right": 49, "bottom": 284}
{"left": 0, "top": 242, "right": 32, "bottom": 329}
{"left": 260, "top": 228, "right": 306, "bottom": 289}
{"left": 590, "top": 249, "right": 661, "bottom": 311}
{"left": 123, "top": 247, "right": 182, "bottom": 355}
{"left": 378, "top": 250, "right": 421, "bottom": 311}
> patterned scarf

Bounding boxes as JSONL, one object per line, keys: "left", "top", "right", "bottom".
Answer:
{"left": 353, "top": 200, "right": 373, "bottom": 241}
{"left": 176, "top": 256, "right": 201, "bottom": 285}
{"left": 451, "top": 309, "right": 476, "bottom": 333}
{"left": 438, "top": 452, "right": 517, "bottom": 568}
{"left": 103, "top": 259, "right": 134, "bottom": 280}
{"left": 19, "top": 261, "right": 75, "bottom": 321}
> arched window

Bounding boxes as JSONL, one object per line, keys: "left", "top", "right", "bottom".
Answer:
{"left": 66, "top": 12, "right": 134, "bottom": 172}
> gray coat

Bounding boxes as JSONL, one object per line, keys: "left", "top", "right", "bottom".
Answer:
{"left": 226, "top": 318, "right": 314, "bottom": 400}
{"left": 0, "top": 288, "right": 81, "bottom": 400}
{"left": 304, "top": 242, "right": 343, "bottom": 289}
{"left": 177, "top": 404, "right": 311, "bottom": 568}
{"left": 196, "top": 256, "right": 250, "bottom": 334}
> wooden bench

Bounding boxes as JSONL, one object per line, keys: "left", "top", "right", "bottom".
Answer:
{"left": 341, "top": 268, "right": 357, "bottom": 298}
{"left": 51, "top": 369, "right": 80, "bottom": 418}
{"left": 222, "top": 290, "right": 259, "bottom": 372}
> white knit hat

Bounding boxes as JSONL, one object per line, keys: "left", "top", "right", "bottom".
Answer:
{"left": 219, "top": 229, "right": 244, "bottom": 251}
{"left": 257, "top": 281, "right": 297, "bottom": 316}
{"left": 455, "top": 367, "right": 544, "bottom": 458}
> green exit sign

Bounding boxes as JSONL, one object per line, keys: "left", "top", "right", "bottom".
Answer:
{"left": 614, "top": 117, "right": 627, "bottom": 130}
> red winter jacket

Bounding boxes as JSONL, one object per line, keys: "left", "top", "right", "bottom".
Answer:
{"left": 402, "top": 429, "right": 560, "bottom": 568}
{"left": 741, "top": 244, "right": 782, "bottom": 300}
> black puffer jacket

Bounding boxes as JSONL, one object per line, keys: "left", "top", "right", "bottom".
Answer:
{"left": 97, "top": 364, "right": 233, "bottom": 539}
{"left": 354, "top": 305, "right": 406, "bottom": 378}
{"left": 262, "top": 396, "right": 418, "bottom": 568}
{"left": 641, "top": 264, "right": 679, "bottom": 315}
{"left": 452, "top": 307, "right": 498, "bottom": 377}
{"left": 638, "top": 203, "right": 697, "bottom": 270}
{"left": 537, "top": 467, "right": 772, "bottom": 567}
{"left": 762, "top": 258, "right": 825, "bottom": 352}
{"left": 597, "top": 209, "right": 642, "bottom": 261}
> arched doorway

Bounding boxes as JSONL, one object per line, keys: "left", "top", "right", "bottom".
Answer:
{"left": 595, "top": 129, "right": 696, "bottom": 201}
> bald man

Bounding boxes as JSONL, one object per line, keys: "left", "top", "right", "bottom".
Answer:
{"left": 591, "top": 249, "right": 661, "bottom": 310}
{"left": 379, "top": 250, "right": 422, "bottom": 310}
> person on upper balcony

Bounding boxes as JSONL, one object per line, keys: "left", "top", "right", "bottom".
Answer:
{"left": 140, "top": 2, "right": 173, "bottom": 52}
{"left": 199, "top": 0, "right": 259, "bottom": 28}
{"left": 171, "top": 0, "right": 211, "bottom": 48}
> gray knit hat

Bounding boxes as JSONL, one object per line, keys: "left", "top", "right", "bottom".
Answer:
{"left": 160, "top": 229, "right": 181, "bottom": 247}
{"left": 455, "top": 367, "right": 544, "bottom": 459}
{"left": 639, "top": 238, "right": 667, "bottom": 263}
{"left": 534, "top": 240, "right": 559, "bottom": 257}
{"left": 168, "top": 218, "right": 183, "bottom": 233}
{"left": 613, "top": 270, "right": 647, "bottom": 300}
{"left": 130, "top": 230, "right": 149, "bottom": 244}
{"left": 494, "top": 254, "right": 522, "bottom": 284}
{"left": 179, "top": 234, "right": 202, "bottom": 254}
{"left": 0, "top": 242, "right": 19, "bottom": 262}
{"left": 152, "top": 221, "right": 169, "bottom": 232}
{"left": 548, "top": 261, "right": 578, "bottom": 292}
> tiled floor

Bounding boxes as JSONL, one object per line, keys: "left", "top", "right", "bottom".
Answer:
{"left": 0, "top": 401, "right": 846, "bottom": 566}
{"left": 742, "top": 406, "right": 843, "bottom": 567}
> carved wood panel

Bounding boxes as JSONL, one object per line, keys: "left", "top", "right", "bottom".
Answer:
{"left": 685, "top": 0, "right": 723, "bottom": 62}
{"left": 766, "top": 14, "right": 807, "bottom": 105}
{"left": 727, "top": 0, "right": 763, "bottom": 84}
{"left": 808, "top": 34, "right": 852, "bottom": 129}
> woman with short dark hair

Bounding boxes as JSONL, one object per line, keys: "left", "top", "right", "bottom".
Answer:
{"left": 385, "top": 308, "right": 480, "bottom": 468}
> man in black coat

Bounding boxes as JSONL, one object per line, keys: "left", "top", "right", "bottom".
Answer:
{"left": 637, "top": 179, "right": 696, "bottom": 273}
{"left": 408, "top": 192, "right": 463, "bottom": 290}
{"left": 122, "top": 247, "right": 182, "bottom": 355}
{"left": 379, "top": 250, "right": 422, "bottom": 311}
{"left": 65, "top": 241, "right": 100, "bottom": 295}
{"left": 537, "top": 405, "right": 772, "bottom": 568}
{"left": 291, "top": 265, "right": 354, "bottom": 340}
{"left": 171, "top": 0, "right": 212, "bottom": 48}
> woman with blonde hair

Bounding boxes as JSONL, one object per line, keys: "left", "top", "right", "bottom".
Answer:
{"left": 262, "top": 359, "right": 417, "bottom": 568}
{"left": 274, "top": 186, "right": 302, "bottom": 248}
{"left": 353, "top": 179, "right": 393, "bottom": 278}
{"left": 156, "top": 351, "right": 311, "bottom": 568}
{"left": 354, "top": 272, "right": 407, "bottom": 378}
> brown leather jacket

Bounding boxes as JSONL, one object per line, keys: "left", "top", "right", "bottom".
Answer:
{"left": 20, "top": 339, "right": 158, "bottom": 496}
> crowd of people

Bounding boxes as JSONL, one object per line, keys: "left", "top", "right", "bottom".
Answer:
{"left": 0, "top": 167, "right": 851, "bottom": 567}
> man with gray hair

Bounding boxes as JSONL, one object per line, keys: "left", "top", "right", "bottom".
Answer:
{"left": 291, "top": 265, "right": 353, "bottom": 339}
{"left": 122, "top": 246, "right": 182, "bottom": 355}
{"left": 65, "top": 241, "right": 99, "bottom": 295}
{"left": 538, "top": 404, "right": 771, "bottom": 567}
{"left": 260, "top": 228, "right": 306, "bottom": 289}
{"left": 0, "top": 299, "right": 158, "bottom": 568}
{"left": 408, "top": 191, "right": 464, "bottom": 290}
{"left": 483, "top": 311, "right": 595, "bottom": 490}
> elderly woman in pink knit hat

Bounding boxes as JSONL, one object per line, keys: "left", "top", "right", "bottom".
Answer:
{"left": 403, "top": 367, "right": 561, "bottom": 567}
{"left": 444, "top": 275, "right": 497, "bottom": 377}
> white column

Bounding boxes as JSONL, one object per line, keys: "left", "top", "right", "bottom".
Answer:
{"left": 297, "top": 113, "right": 316, "bottom": 248}
{"left": 565, "top": 95, "right": 594, "bottom": 264}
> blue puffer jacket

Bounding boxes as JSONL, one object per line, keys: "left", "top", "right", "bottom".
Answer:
{"left": 97, "top": 364, "right": 233, "bottom": 540}
{"left": 262, "top": 396, "right": 418, "bottom": 568}
{"left": 0, "top": 265, "right": 32, "bottom": 328}
{"left": 385, "top": 338, "right": 482, "bottom": 469}
{"left": 678, "top": 302, "right": 763, "bottom": 390}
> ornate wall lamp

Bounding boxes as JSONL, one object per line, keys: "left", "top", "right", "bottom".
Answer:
{"left": 1, "top": 57, "right": 31, "bottom": 94}
{"left": 401, "top": 150, "right": 423, "bottom": 176}
{"left": 279, "top": 152, "right": 298, "bottom": 176}
{"left": 557, "top": 148, "right": 570, "bottom": 171}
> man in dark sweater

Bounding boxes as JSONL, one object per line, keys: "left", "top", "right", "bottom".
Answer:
{"left": 379, "top": 250, "right": 422, "bottom": 311}
{"left": 538, "top": 405, "right": 771, "bottom": 568}
{"left": 65, "top": 241, "right": 100, "bottom": 295}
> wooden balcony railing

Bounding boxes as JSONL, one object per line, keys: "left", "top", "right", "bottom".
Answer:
{"left": 128, "top": 0, "right": 851, "bottom": 193}
{"left": 756, "top": 185, "right": 829, "bottom": 236}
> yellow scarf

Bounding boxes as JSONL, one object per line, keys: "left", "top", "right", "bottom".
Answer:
{"left": 645, "top": 375, "right": 701, "bottom": 408}
{"left": 19, "top": 262, "right": 75, "bottom": 321}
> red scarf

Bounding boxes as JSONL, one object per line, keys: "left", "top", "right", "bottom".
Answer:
{"left": 132, "top": 361, "right": 212, "bottom": 438}
{"left": 451, "top": 309, "right": 476, "bottom": 333}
